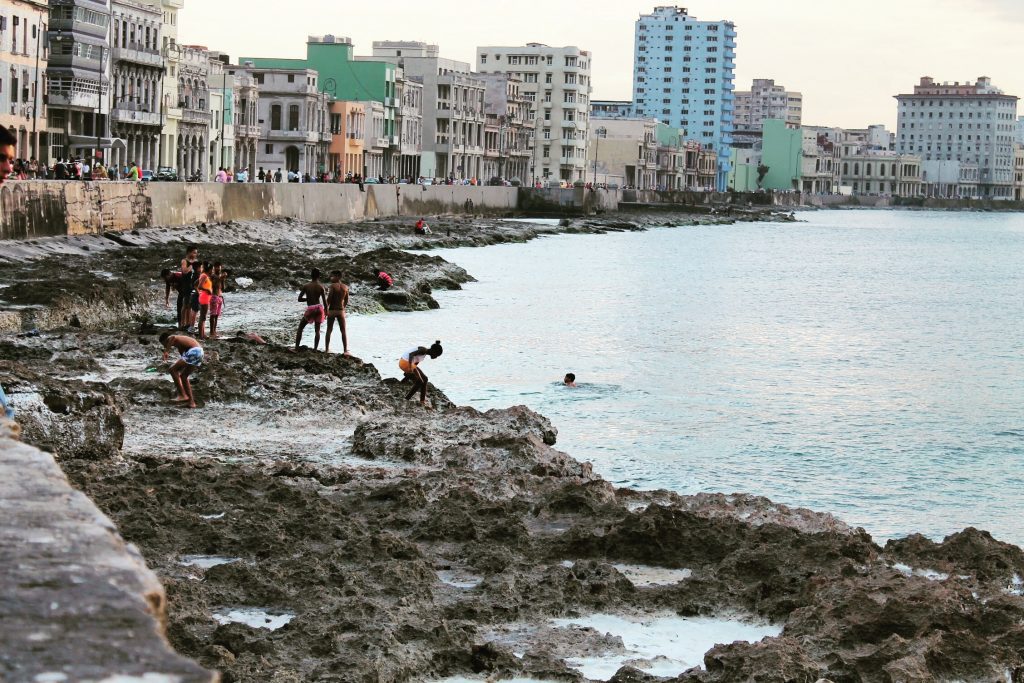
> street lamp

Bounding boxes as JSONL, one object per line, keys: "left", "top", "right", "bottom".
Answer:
{"left": 592, "top": 126, "right": 607, "bottom": 186}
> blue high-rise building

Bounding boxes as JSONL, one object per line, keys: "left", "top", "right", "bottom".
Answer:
{"left": 631, "top": 6, "right": 736, "bottom": 190}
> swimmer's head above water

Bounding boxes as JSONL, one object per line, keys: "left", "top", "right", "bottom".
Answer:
{"left": 564, "top": 373, "right": 577, "bottom": 387}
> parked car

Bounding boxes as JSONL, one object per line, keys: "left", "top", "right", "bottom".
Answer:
{"left": 141, "top": 169, "right": 155, "bottom": 182}
{"left": 364, "top": 177, "right": 379, "bottom": 184}
{"left": 155, "top": 166, "right": 178, "bottom": 182}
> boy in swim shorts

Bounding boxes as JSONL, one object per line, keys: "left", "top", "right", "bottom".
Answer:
{"left": 295, "top": 268, "right": 328, "bottom": 351}
{"left": 209, "top": 262, "right": 227, "bottom": 339}
{"left": 325, "top": 270, "right": 350, "bottom": 355}
{"left": 159, "top": 332, "right": 204, "bottom": 409}
{"left": 399, "top": 341, "right": 444, "bottom": 407}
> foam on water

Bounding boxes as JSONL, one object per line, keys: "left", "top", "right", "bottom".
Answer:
{"left": 179, "top": 555, "right": 240, "bottom": 570}
{"left": 612, "top": 564, "right": 693, "bottom": 587}
{"left": 550, "top": 613, "right": 782, "bottom": 680}
{"left": 437, "top": 569, "right": 483, "bottom": 589}
{"left": 892, "top": 563, "right": 950, "bottom": 581}
{"left": 213, "top": 608, "right": 294, "bottom": 630}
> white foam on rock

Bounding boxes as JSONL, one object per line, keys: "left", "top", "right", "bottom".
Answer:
{"left": 612, "top": 564, "right": 693, "bottom": 587}
{"left": 892, "top": 563, "right": 949, "bottom": 581}
{"left": 213, "top": 608, "right": 294, "bottom": 630}
{"left": 179, "top": 555, "right": 240, "bottom": 569}
{"left": 551, "top": 613, "right": 782, "bottom": 681}
{"left": 432, "top": 678, "right": 556, "bottom": 683}
{"left": 1006, "top": 574, "right": 1023, "bottom": 596}
{"left": 437, "top": 569, "right": 483, "bottom": 589}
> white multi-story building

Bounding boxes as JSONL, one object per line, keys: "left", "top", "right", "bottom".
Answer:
{"left": 895, "top": 76, "right": 1019, "bottom": 198}
{"left": 0, "top": 0, "right": 49, "bottom": 163}
{"left": 631, "top": 5, "right": 736, "bottom": 190}
{"left": 734, "top": 78, "right": 801, "bottom": 132}
{"left": 479, "top": 72, "right": 533, "bottom": 183}
{"left": 137, "top": 0, "right": 182, "bottom": 173}
{"left": 109, "top": 0, "right": 162, "bottom": 172}
{"left": 370, "top": 41, "right": 483, "bottom": 180}
{"left": 476, "top": 43, "right": 592, "bottom": 184}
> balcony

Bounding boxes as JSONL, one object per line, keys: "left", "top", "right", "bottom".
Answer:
{"left": 111, "top": 105, "right": 160, "bottom": 126}
{"left": 181, "top": 108, "right": 210, "bottom": 125}
{"left": 112, "top": 44, "right": 163, "bottom": 68}
{"left": 236, "top": 123, "right": 261, "bottom": 138}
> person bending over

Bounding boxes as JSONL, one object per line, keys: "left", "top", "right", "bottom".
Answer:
{"left": 399, "top": 341, "right": 444, "bottom": 407}
{"left": 160, "top": 332, "right": 204, "bottom": 409}
{"left": 296, "top": 268, "right": 328, "bottom": 351}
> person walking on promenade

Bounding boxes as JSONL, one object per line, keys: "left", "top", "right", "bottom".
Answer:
{"left": 258, "top": 167, "right": 266, "bottom": 183}
{"left": 324, "top": 270, "right": 350, "bottom": 355}
{"left": 127, "top": 162, "right": 140, "bottom": 181}
{"left": 160, "top": 332, "right": 204, "bottom": 409}
{"left": 399, "top": 341, "right": 443, "bottom": 408}
{"left": 295, "top": 268, "right": 328, "bottom": 351}
{"left": 274, "top": 169, "right": 283, "bottom": 183}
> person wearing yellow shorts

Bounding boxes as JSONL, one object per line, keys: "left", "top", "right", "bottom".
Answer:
{"left": 399, "top": 341, "right": 444, "bottom": 406}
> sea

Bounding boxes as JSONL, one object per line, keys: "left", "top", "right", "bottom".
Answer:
{"left": 345, "top": 209, "right": 1024, "bottom": 548}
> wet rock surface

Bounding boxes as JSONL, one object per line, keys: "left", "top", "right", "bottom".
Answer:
{"left": 2, "top": 213, "right": 1022, "bottom": 682}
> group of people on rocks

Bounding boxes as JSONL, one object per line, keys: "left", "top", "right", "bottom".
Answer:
{"left": 161, "top": 244, "right": 228, "bottom": 340}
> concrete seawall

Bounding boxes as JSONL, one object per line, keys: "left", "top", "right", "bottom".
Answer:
{"left": 0, "top": 181, "right": 524, "bottom": 241}
{"left": 0, "top": 425, "right": 216, "bottom": 682}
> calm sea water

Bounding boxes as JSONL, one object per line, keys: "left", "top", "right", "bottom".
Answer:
{"left": 347, "top": 210, "right": 1024, "bottom": 547}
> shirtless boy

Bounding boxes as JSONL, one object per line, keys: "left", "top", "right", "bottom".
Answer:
{"left": 178, "top": 245, "right": 199, "bottom": 329}
{"left": 296, "top": 268, "right": 328, "bottom": 351}
{"left": 159, "top": 332, "right": 204, "bottom": 409}
{"left": 325, "top": 270, "right": 350, "bottom": 355}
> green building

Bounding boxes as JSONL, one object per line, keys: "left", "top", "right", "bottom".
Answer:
{"left": 242, "top": 36, "right": 398, "bottom": 139}
{"left": 759, "top": 119, "right": 802, "bottom": 191}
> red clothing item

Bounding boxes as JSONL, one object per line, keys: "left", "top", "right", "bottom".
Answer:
{"left": 378, "top": 272, "right": 393, "bottom": 287}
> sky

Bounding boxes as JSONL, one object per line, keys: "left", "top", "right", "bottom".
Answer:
{"left": 180, "top": 0, "right": 1024, "bottom": 130}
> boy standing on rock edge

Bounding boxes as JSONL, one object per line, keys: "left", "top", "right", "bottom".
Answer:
{"left": 160, "top": 332, "right": 204, "bottom": 409}
{"left": 295, "top": 268, "right": 328, "bottom": 352}
{"left": 325, "top": 270, "right": 350, "bottom": 355}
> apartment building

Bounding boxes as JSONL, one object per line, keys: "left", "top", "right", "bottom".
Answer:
{"left": 235, "top": 65, "right": 330, "bottom": 178}
{"left": 631, "top": 5, "right": 736, "bottom": 190}
{"left": 895, "top": 76, "right": 1019, "bottom": 198}
{"left": 371, "top": 41, "right": 484, "bottom": 180}
{"left": 734, "top": 78, "right": 801, "bottom": 132}
{"left": 479, "top": 72, "right": 532, "bottom": 183}
{"left": 108, "top": 0, "right": 162, "bottom": 171}
{"left": 476, "top": 43, "right": 592, "bottom": 183}
{"left": 591, "top": 100, "right": 635, "bottom": 120}
{"left": 394, "top": 70, "right": 422, "bottom": 179}
{"left": 232, "top": 67, "right": 259, "bottom": 177}
{"left": 328, "top": 100, "right": 363, "bottom": 178}
{"left": 588, "top": 117, "right": 658, "bottom": 189}
{"left": 0, "top": 0, "right": 48, "bottom": 161}
{"left": 46, "top": 0, "right": 112, "bottom": 162}
{"left": 136, "top": 0, "right": 180, "bottom": 171}
{"left": 356, "top": 99, "right": 387, "bottom": 178}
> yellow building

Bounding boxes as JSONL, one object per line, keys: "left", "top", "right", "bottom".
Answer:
{"left": 329, "top": 100, "right": 364, "bottom": 178}
{"left": 0, "top": 0, "right": 49, "bottom": 163}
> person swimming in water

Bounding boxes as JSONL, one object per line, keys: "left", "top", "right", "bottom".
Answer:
{"left": 399, "top": 341, "right": 443, "bottom": 407}
{"left": 563, "top": 373, "right": 577, "bottom": 388}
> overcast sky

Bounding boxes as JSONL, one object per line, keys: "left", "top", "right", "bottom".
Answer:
{"left": 180, "top": 0, "right": 1023, "bottom": 129}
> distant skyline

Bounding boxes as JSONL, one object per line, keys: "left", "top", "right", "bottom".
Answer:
{"left": 180, "top": 0, "right": 1024, "bottom": 130}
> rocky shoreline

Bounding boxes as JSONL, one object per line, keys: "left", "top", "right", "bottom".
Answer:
{"left": 3, "top": 211, "right": 1023, "bottom": 682}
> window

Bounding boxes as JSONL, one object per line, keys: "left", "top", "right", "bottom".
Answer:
{"left": 288, "top": 74, "right": 295, "bottom": 83}
{"left": 265, "top": 143, "right": 274, "bottom": 154}
{"left": 545, "top": 73, "right": 552, "bottom": 84}
{"left": 289, "top": 105, "right": 300, "bottom": 130}
{"left": 480, "top": 54, "right": 487, "bottom": 64}
{"left": 270, "top": 104, "right": 282, "bottom": 130}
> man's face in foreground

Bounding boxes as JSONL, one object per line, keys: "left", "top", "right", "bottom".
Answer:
{"left": 0, "top": 144, "right": 16, "bottom": 184}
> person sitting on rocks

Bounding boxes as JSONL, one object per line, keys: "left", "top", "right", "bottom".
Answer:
{"left": 374, "top": 269, "right": 394, "bottom": 291}
{"left": 160, "top": 332, "right": 204, "bottom": 409}
{"left": 295, "top": 268, "right": 328, "bottom": 352}
{"left": 399, "top": 341, "right": 444, "bottom": 408}
{"left": 563, "top": 373, "right": 577, "bottom": 388}
{"left": 415, "top": 218, "right": 431, "bottom": 235}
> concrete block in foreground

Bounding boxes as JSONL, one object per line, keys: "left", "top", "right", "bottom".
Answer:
{"left": 0, "top": 436, "right": 217, "bottom": 682}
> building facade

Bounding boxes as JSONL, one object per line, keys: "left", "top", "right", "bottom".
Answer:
{"left": 108, "top": 0, "right": 161, "bottom": 171}
{"left": 327, "top": 99, "right": 363, "bottom": 178}
{"left": 0, "top": 0, "right": 48, "bottom": 162}
{"left": 47, "top": 0, "right": 112, "bottom": 162}
{"left": 631, "top": 5, "right": 736, "bottom": 190}
{"left": 479, "top": 73, "right": 532, "bottom": 183}
{"left": 591, "top": 100, "right": 635, "bottom": 120}
{"left": 238, "top": 66, "right": 329, "bottom": 178}
{"left": 371, "top": 42, "right": 483, "bottom": 180}
{"left": 895, "top": 76, "right": 1019, "bottom": 198}
{"left": 136, "top": 0, "right": 180, "bottom": 172}
{"left": 476, "top": 43, "right": 592, "bottom": 184}
{"left": 588, "top": 117, "right": 658, "bottom": 189}
{"left": 394, "top": 70, "right": 422, "bottom": 179}
{"left": 734, "top": 78, "right": 801, "bottom": 132}
{"left": 243, "top": 35, "right": 399, "bottom": 170}
{"left": 357, "top": 99, "right": 387, "bottom": 178}
{"left": 231, "top": 66, "right": 258, "bottom": 177}
{"left": 174, "top": 44, "right": 210, "bottom": 179}
{"left": 841, "top": 152, "right": 922, "bottom": 197}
